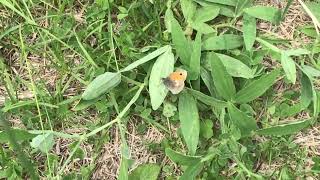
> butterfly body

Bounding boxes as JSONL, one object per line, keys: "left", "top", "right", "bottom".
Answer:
{"left": 162, "top": 69, "right": 187, "bottom": 94}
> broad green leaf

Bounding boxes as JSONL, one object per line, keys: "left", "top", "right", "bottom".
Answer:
{"left": 190, "top": 21, "right": 215, "bottom": 34}
{"left": 200, "top": 67, "right": 215, "bottom": 95}
{"left": 189, "top": 33, "right": 202, "bottom": 80}
{"left": 171, "top": 18, "right": 192, "bottom": 65}
{"left": 280, "top": 103, "right": 303, "bottom": 118}
{"left": 235, "top": 69, "right": 281, "bottom": 104}
{"left": 165, "top": 148, "right": 201, "bottom": 166}
{"left": 302, "top": 65, "right": 320, "bottom": 77}
{"left": 179, "top": 92, "right": 200, "bottom": 155}
{"left": 216, "top": 53, "right": 254, "bottom": 79}
{"left": 128, "top": 164, "right": 161, "bottom": 180}
{"left": 96, "top": 0, "right": 109, "bottom": 10}
{"left": 235, "top": 0, "right": 253, "bottom": 16}
{"left": 187, "top": 88, "right": 227, "bottom": 108}
{"left": 0, "top": 129, "right": 36, "bottom": 143}
{"left": 193, "top": 6, "right": 220, "bottom": 22}
{"left": 243, "top": 13, "right": 256, "bottom": 50}
{"left": 281, "top": 53, "right": 296, "bottom": 84}
{"left": 181, "top": 0, "right": 197, "bottom": 22}
{"left": 120, "top": 45, "right": 170, "bottom": 72}
{"left": 194, "top": 0, "right": 235, "bottom": 17}
{"left": 165, "top": 8, "right": 174, "bottom": 32}
{"left": 244, "top": 6, "right": 281, "bottom": 24}
{"left": 209, "top": 53, "right": 236, "bottom": 100}
{"left": 227, "top": 103, "right": 257, "bottom": 137}
{"left": 301, "top": 72, "right": 313, "bottom": 108}
{"left": 149, "top": 49, "right": 174, "bottom": 110}
{"left": 203, "top": 34, "right": 243, "bottom": 50}
{"left": 306, "top": 2, "right": 320, "bottom": 22}
{"left": 30, "top": 133, "right": 55, "bottom": 153}
{"left": 200, "top": 119, "right": 214, "bottom": 139}
{"left": 82, "top": 72, "right": 121, "bottom": 100}
{"left": 256, "top": 119, "right": 311, "bottom": 136}
{"left": 180, "top": 161, "right": 203, "bottom": 180}
{"left": 284, "top": 48, "right": 310, "bottom": 57}
{"left": 163, "top": 102, "right": 177, "bottom": 118}
{"left": 202, "top": 0, "right": 237, "bottom": 6}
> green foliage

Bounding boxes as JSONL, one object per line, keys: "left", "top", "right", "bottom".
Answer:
{"left": 0, "top": 0, "right": 319, "bottom": 179}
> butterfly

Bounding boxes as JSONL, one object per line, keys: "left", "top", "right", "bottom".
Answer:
{"left": 162, "top": 69, "right": 187, "bottom": 94}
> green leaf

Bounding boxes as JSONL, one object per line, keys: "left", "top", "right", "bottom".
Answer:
{"left": 180, "top": 161, "right": 203, "bottom": 180}
{"left": 202, "top": 0, "right": 237, "bottom": 6}
{"left": 244, "top": 6, "right": 281, "bottom": 24}
{"left": 193, "top": 6, "right": 220, "bottom": 22}
{"left": 165, "top": 148, "right": 201, "bottom": 166}
{"left": 302, "top": 65, "right": 320, "bottom": 77}
{"left": 120, "top": 46, "right": 170, "bottom": 72}
{"left": 202, "top": 34, "right": 243, "bottom": 50}
{"left": 128, "top": 164, "right": 161, "bottom": 180}
{"left": 73, "top": 98, "right": 100, "bottom": 111}
{"left": 149, "top": 49, "right": 174, "bottom": 110}
{"left": 30, "top": 133, "right": 55, "bottom": 153}
{"left": 200, "top": 67, "right": 215, "bottom": 95}
{"left": 209, "top": 53, "right": 236, "bottom": 101}
{"left": 181, "top": 0, "right": 197, "bottom": 22}
{"left": 187, "top": 88, "right": 227, "bottom": 108}
{"left": 284, "top": 48, "right": 310, "bottom": 57}
{"left": 96, "top": 0, "right": 109, "bottom": 10}
{"left": 82, "top": 72, "right": 121, "bottom": 100}
{"left": 235, "top": 69, "right": 281, "bottom": 104}
{"left": 189, "top": 33, "right": 202, "bottom": 80}
{"left": 195, "top": 1, "right": 235, "bottom": 17}
{"left": 301, "top": 72, "right": 313, "bottom": 108}
{"left": 200, "top": 119, "right": 214, "bottom": 139}
{"left": 179, "top": 92, "right": 200, "bottom": 155}
{"left": 227, "top": 103, "right": 257, "bottom": 137}
{"left": 190, "top": 22, "right": 215, "bottom": 34}
{"left": 243, "top": 13, "right": 256, "bottom": 50}
{"left": 0, "top": 129, "right": 36, "bottom": 143}
{"left": 306, "top": 2, "right": 320, "bottom": 23}
{"left": 171, "top": 18, "right": 192, "bottom": 65}
{"left": 163, "top": 102, "right": 177, "bottom": 118}
{"left": 281, "top": 53, "right": 296, "bottom": 84}
{"left": 165, "top": 8, "right": 174, "bottom": 32}
{"left": 216, "top": 53, "right": 254, "bottom": 79}
{"left": 256, "top": 119, "right": 311, "bottom": 136}
{"left": 119, "top": 157, "right": 129, "bottom": 180}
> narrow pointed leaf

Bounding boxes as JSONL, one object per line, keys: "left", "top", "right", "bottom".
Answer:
{"left": 281, "top": 53, "right": 296, "bottom": 84}
{"left": 216, "top": 53, "right": 254, "bottom": 79}
{"left": 120, "top": 46, "right": 170, "bottom": 72}
{"left": 82, "top": 72, "right": 121, "bottom": 100}
{"left": 187, "top": 88, "right": 227, "bottom": 108}
{"left": 189, "top": 33, "right": 202, "bottom": 80}
{"left": 209, "top": 53, "right": 236, "bottom": 100}
{"left": 243, "top": 13, "right": 256, "bottom": 50}
{"left": 203, "top": 34, "right": 243, "bottom": 50}
{"left": 228, "top": 103, "right": 257, "bottom": 137}
{"left": 244, "top": 6, "right": 281, "bottom": 24}
{"left": 171, "top": 18, "right": 192, "bottom": 65}
{"left": 301, "top": 72, "right": 313, "bottom": 108}
{"left": 165, "top": 148, "right": 201, "bottom": 166}
{"left": 256, "top": 119, "right": 311, "bottom": 136}
{"left": 235, "top": 69, "right": 281, "bottom": 103}
{"left": 193, "top": 6, "right": 220, "bottom": 22}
